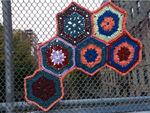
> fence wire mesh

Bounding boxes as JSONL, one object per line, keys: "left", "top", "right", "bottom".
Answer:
{"left": 0, "top": 0, "right": 150, "bottom": 112}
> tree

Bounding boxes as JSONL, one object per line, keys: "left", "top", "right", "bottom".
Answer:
{"left": 13, "top": 30, "right": 36, "bottom": 101}
{"left": 0, "top": 24, "right": 36, "bottom": 102}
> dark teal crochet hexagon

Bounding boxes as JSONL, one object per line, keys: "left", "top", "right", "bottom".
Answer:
{"left": 63, "top": 12, "right": 86, "bottom": 38}
{"left": 41, "top": 39, "right": 74, "bottom": 75}
{"left": 26, "top": 71, "right": 62, "bottom": 109}
{"left": 57, "top": 3, "right": 92, "bottom": 45}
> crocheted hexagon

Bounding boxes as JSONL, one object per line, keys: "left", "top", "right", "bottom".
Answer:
{"left": 24, "top": 70, "right": 64, "bottom": 111}
{"left": 24, "top": 1, "right": 143, "bottom": 111}
{"left": 38, "top": 37, "right": 75, "bottom": 78}
{"left": 92, "top": 1, "right": 127, "bottom": 42}
{"left": 76, "top": 37, "right": 107, "bottom": 75}
{"left": 56, "top": 2, "right": 92, "bottom": 45}
{"left": 107, "top": 31, "right": 142, "bottom": 75}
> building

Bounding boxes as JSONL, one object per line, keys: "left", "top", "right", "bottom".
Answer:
{"left": 100, "top": 0, "right": 150, "bottom": 97}
{"left": 23, "top": 29, "right": 38, "bottom": 57}
{"left": 13, "top": 29, "right": 39, "bottom": 68}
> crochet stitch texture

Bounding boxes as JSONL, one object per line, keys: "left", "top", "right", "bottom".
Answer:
{"left": 24, "top": 1, "right": 142, "bottom": 111}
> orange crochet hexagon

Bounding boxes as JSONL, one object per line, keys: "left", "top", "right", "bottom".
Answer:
{"left": 75, "top": 37, "right": 108, "bottom": 76}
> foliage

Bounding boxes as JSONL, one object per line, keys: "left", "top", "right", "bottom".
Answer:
{"left": 0, "top": 23, "right": 36, "bottom": 102}
{"left": 13, "top": 30, "right": 35, "bottom": 78}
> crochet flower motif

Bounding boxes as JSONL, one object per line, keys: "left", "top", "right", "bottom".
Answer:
{"left": 117, "top": 47, "right": 130, "bottom": 61}
{"left": 50, "top": 49, "right": 66, "bottom": 65}
{"left": 45, "top": 45, "right": 69, "bottom": 70}
{"left": 81, "top": 44, "right": 102, "bottom": 67}
{"left": 114, "top": 42, "right": 134, "bottom": 67}
{"left": 32, "top": 76, "right": 56, "bottom": 101}
{"left": 64, "top": 12, "right": 85, "bottom": 38}
{"left": 101, "top": 17, "right": 115, "bottom": 31}
{"left": 84, "top": 49, "right": 98, "bottom": 62}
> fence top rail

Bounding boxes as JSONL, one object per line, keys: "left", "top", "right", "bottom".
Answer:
{"left": 0, "top": 96, "right": 150, "bottom": 110}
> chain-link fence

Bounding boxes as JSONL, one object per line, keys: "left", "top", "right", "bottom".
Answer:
{"left": 0, "top": 0, "right": 150, "bottom": 112}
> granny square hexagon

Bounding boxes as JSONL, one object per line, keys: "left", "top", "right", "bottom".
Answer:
{"left": 38, "top": 37, "right": 75, "bottom": 78}
{"left": 56, "top": 2, "right": 92, "bottom": 45}
{"left": 24, "top": 69, "right": 64, "bottom": 111}
{"left": 24, "top": 1, "right": 142, "bottom": 111}
{"left": 76, "top": 37, "right": 107, "bottom": 75}
{"left": 107, "top": 31, "right": 142, "bottom": 75}
{"left": 92, "top": 1, "right": 127, "bottom": 42}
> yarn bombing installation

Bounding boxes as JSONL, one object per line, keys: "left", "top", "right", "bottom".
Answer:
{"left": 24, "top": 1, "right": 142, "bottom": 111}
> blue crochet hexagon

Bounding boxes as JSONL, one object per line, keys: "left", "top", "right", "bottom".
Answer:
{"left": 109, "top": 36, "right": 139, "bottom": 72}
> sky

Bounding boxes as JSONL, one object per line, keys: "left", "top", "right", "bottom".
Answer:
{"left": 0, "top": 0, "right": 103, "bottom": 43}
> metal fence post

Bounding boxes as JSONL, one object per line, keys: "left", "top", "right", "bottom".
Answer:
{"left": 2, "top": 0, "right": 14, "bottom": 112}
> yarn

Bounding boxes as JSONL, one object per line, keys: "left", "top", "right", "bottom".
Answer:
{"left": 107, "top": 32, "right": 142, "bottom": 75}
{"left": 76, "top": 37, "right": 107, "bottom": 75}
{"left": 92, "top": 2, "right": 127, "bottom": 42}
{"left": 57, "top": 2, "right": 92, "bottom": 45}
{"left": 40, "top": 37, "right": 75, "bottom": 77}
{"left": 24, "top": 70, "right": 64, "bottom": 111}
{"left": 24, "top": 1, "right": 142, "bottom": 111}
